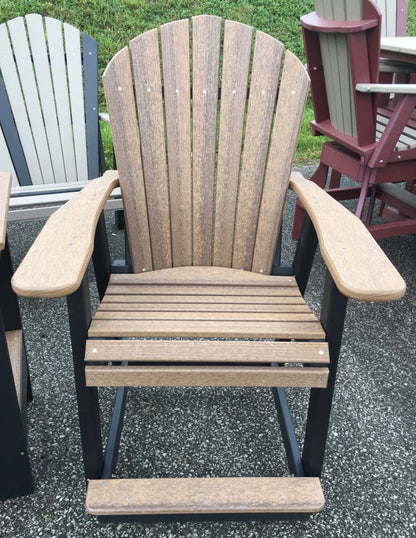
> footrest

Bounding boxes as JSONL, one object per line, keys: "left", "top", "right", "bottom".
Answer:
{"left": 86, "top": 477, "right": 325, "bottom": 516}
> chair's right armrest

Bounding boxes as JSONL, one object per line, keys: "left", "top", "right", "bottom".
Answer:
{"left": 0, "top": 172, "right": 12, "bottom": 251}
{"left": 11, "top": 171, "right": 119, "bottom": 299}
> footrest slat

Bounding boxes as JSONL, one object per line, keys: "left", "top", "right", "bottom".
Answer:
{"left": 86, "top": 477, "right": 325, "bottom": 516}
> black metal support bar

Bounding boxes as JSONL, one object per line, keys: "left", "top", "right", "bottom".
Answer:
{"left": 67, "top": 275, "right": 103, "bottom": 480}
{"left": 0, "top": 238, "right": 22, "bottom": 331}
{"left": 93, "top": 212, "right": 111, "bottom": 301}
{"left": 97, "top": 512, "right": 311, "bottom": 524}
{"left": 272, "top": 386, "right": 305, "bottom": 477}
{"left": 0, "top": 310, "right": 33, "bottom": 499}
{"left": 272, "top": 223, "right": 294, "bottom": 276}
{"left": 293, "top": 213, "right": 318, "bottom": 297}
{"left": 302, "top": 271, "right": 348, "bottom": 477}
{"left": 102, "top": 385, "right": 128, "bottom": 479}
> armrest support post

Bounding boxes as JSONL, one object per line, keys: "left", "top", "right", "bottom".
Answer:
{"left": 0, "top": 238, "right": 22, "bottom": 331}
{"left": 302, "top": 271, "right": 349, "bottom": 477}
{"left": 93, "top": 212, "right": 111, "bottom": 301}
{"left": 293, "top": 213, "right": 318, "bottom": 297}
{"left": 67, "top": 274, "right": 103, "bottom": 480}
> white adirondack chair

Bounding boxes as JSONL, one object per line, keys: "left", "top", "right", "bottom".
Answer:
{"left": 0, "top": 14, "right": 121, "bottom": 221}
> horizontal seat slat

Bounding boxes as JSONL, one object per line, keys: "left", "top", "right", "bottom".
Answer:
{"left": 86, "top": 476, "right": 325, "bottom": 515}
{"left": 105, "top": 285, "right": 300, "bottom": 297}
{"left": 93, "top": 311, "right": 318, "bottom": 322}
{"left": 108, "top": 267, "right": 296, "bottom": 287}
{"left": 85, "top": 365, "right": 329, "bottom": 387}
{"left": 85, "top": 340, "right": 329, "bottom": 364}
{"left": 98, "top": 302, "right": 311, "bottom": 312}
{"left": 102, "top": 294, "right": 305, "bottom": 305}
{"left": 88, "top": 319, "right": 325, "bottom": 339}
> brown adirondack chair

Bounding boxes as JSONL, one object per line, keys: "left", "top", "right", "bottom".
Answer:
{"left": 12, "top": 16, "right": 405, "bottom": 522}
{"left": 292, "top": 0, "right": 416, "bottom": 240}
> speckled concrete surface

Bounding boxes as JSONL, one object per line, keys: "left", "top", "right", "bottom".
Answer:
{"left": 1, "top": 167, "right": 415, "bottom": 537}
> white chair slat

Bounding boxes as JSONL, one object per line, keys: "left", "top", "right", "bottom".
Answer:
{"left": 45, "top": 17, "right": 78, "bottom": 182}
{"left": 0, "top": 126, "right": 18, "bottom": 187}
{"left": 0, "top": 23, "right": 43, "bottom": 184}
{"left": 26, "top": 14, "right": 67, "bottom": 182}
{"left": 64, "top": 23, "right": 88, "bottom": 182}
{"left": 7, "top": 17, "right": 55, "bottom": 183}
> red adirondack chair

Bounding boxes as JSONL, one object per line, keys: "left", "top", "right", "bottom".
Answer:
{"left": 292, "top": 0, "right": 416, "bottom": 240}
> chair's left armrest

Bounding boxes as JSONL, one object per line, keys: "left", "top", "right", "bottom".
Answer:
{"left": 11, "top": 170, "right": 119, "bottom": 299}
{"left": 0, "top": 172, "right": 12, "bottom": 251}
{"left": 290, "top": 172, "right": 406, "bottom": 302}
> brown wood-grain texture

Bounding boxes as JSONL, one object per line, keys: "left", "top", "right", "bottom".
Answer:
{"left": 11, "top": 171, "right": 119, "bottom": 297}
{"left": 290, "top": 172, "right": 406, "bottom": 301}
{"left": 102, "top": 16, "right": 308, "bottom": 274}
{"left": 86, "top": 477, "right": 325, "bottom": 515}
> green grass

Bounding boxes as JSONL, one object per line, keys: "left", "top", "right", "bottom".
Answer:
{"left": 1, "top": 1, "right": 415, "bottom": 164}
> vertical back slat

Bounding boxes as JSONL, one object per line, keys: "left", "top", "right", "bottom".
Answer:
{"left": 64, "top": 23, "right": 88, "bottom": 181}
{"left": 160, "top": 20, "right": 192, "bottom": 267}
{"left": 0, "top": 21, "right": 43, "bottom": 184}
{"left": 26, "top": 14, "right": 67, "bottom": 182}
{"left": 232, "top": 32, "right": 283, "bottom": 271}
{"left": 252, "top": 52, "right": 309, "bottom": 274}
{"left": 46, "top": 17, "right": 78, "bottom": 181}
{"left": 103, "top": 48, "right": 153, "bottom": 273}
{"left": 192, "top": 15, "right": 221, "bottom": 266}
{"left": 130, "top": 29, "right": 172, "bottom": 270}
{"left": 7, "top": 17, "right": 55, "bottom": 184}
{"left": 213, "top": 20, "right": 253, "bottom": 267}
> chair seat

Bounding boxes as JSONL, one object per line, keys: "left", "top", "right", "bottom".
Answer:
{"left": 85, "top": 267, "right": 329, "bottom": 389}
{"left": 376, "top": 112, "right": 416, "bottom": 150}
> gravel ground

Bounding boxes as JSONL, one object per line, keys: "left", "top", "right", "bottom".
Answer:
{"left": 1, "top": 166, "right": 415, "bottom": 537}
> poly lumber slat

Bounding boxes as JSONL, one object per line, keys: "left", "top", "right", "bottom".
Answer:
{"left": 130, "top": 30, "right": 172, "bottom": 270}
{"left": 232, "top": 32, "right": 283, "bottom": 271}
{"left": 88, "top": 319, "right": 325, "bottom": 339}
{"left": 213, "top": 20, "right": 254, "bottom": 267}
{"left": 64, "top": 22, "right": 88, "bottom": 181}
{"left": 160, "top": 19, "right": 192, "bottom": 267}
{"left": 0, "top": 127, "right": 18, "bottom": 187}
{"left": 252, "top": 52, "right": 309, "bottom": 274}
{"left": 102, "top": 294, "right": 304, "bottom": 305}
{"left": 105, "top": 285, "right": 301, "bottom": 297}
{"left": 6, "top": 330, "right": 23, "bottom": 410}
{"left": 93, "top": 311, "right": 318, "bottom": 322}
{"left": 192, "top": 15, "right": 222, "bottom": 265}
{"left": 85, "top": 340, "right": 330, "bottom": 364}
{"left": 0, "top": 172, "right": 11, "bottom": 250}
{"left": 7, "top": 17, "right": 55, "bottom": 183}
{"left": 108, "top": 267, "right": 298, "bottom": 286}
{"left": 85, "top": 365, "right": 329, "bottom": 388}
{"left": 0, "top": 22, "right": 43, "bottom": 184}
{"left": 98, "top": 303, "right": 311, "bottom": 312}
{"left": 86, "top": 477, "right": 325, "bottom": 515}
{"left": 290, "top": 172, "right": 406, "bottom": 301}
{"left": 45, "top": 17, "right": 77, "bottom": 181}
{"left": 103, "top": 48, "right": 153, "bottom": 273}
{"left": 26, "top": 14, "right": 67, "bottom": 182}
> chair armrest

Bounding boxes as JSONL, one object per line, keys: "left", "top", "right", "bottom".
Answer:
{"left": 289, "top": 172, "right": 406, "bottom": 302}
{"left": 11, "top": 170, "right": 119, "bottom": 299}
{"left": 0, "top": 172, "right": 11, "bottom": 251}
{"left": 99, "top": 112, "right": 110, "bottom": 125}
{"left": 356, "top": 83, "right": 416, "bottom": 94}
